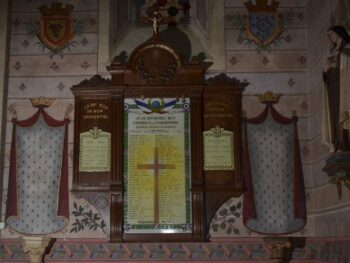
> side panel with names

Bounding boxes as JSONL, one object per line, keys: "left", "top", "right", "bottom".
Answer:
{"left": 79, "top": 128, "right": 111, "bottom": 172}
{"left": 204, "top": 126, "right": 234, "bottom": 171}
{"left": 76, "top": 99, "right": 112, "bottom": 187}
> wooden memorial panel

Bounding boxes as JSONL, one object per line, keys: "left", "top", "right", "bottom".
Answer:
{"left": 71, "top": 33, "right": 246, "bottom": 242}
{"left": 203, "top": 74, "right": 247, "bottom": 226}
{"left": 119, "top": 85, "right": 204, "bottom": 242}
{"left": 71, "top": 77, "right": 112, "bottom": 191}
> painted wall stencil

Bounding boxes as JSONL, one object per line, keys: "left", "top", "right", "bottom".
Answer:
{"left": 25, "top": 2, "right": 86, "bottom": 55}
{"left": 229, "top": 0, "right": 296, "bottom": 52}
{"left": 5, "top": 98, "right": 70, "bottom": 235}
{"left": 70, "top": 201, "right": 107, "bottom": 235}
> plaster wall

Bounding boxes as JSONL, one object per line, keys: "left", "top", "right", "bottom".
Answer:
{"left": 0, "top": 0, "right": 105, "bottom": 240}
{"left": 1, "top": 0, "right": 349, "bottom": 243}
{"left": 306, "top": 0, "right": 350, "bottom": 237}
{"left": 217, "top": 0, "right": 314, "bottom": 238}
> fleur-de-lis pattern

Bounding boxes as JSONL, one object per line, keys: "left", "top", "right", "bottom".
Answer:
{"left": 6, "top": 116, "right": 67, "bottom": 234}
{"left": 245, "top": 115, "right": 304, "bottom": 233}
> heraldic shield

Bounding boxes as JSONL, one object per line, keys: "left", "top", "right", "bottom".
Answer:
{"left": 244, "top": 0, "right": 282, "bottom": 47}
{"left": 37, "top": 3, "right": 75, "bottom": 51}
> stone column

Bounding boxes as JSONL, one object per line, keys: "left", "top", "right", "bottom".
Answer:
{"left": 97, "top": 0, "right": 110, "bottom": 74}
{"left": 0, "top": 0, "right": 11, "bottom": 226}
{"left": 21, "top": 236, "right": 53, "bottom": 263}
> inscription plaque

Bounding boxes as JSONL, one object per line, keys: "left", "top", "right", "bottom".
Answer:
{"left": 203, "top": 126, "right": 234, "bottom": 170}
{"left": 79, "top": 127, "right": 111, "bottom": 172}
{"left": 124, "top": 98, "right": 191, "bottom": 233}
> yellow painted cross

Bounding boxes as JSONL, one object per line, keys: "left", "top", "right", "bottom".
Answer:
{"left": 137, "top": 147, "right": 176, "bottom": 224}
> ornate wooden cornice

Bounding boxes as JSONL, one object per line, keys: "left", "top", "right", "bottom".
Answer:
{"left": 110, "top": 51, "right": 128, "bottom": 67}
{"left": 206, "top": 73, "right": 249, "bottom": 89}
{"left": 128, "top": 36, "right": 183, "bottom": 85}
{"left": 72, "top": 75, "right": 110, "bottom": 89}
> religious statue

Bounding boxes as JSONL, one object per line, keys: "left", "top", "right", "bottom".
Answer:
{"left": 322, "top": 25, "right": 350, "bottom": 152}
{"left": 140, "top": 11, "right": 167, "bottom": 36}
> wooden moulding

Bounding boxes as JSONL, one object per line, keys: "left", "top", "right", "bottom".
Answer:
{"left": 70, "top": 34, "right": 246, "bottom": 242}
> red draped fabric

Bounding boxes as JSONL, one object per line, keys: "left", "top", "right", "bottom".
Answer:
{"left": 242, "top": 103, "right": 306, "bottom": 234}
{"left": 5, "top": 107, "right": 70, "bottom": 222}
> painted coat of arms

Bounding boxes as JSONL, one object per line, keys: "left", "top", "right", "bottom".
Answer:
{"left": 244, "top": 0, "right": 281, "bottom": 47}
{"left": 37, "top": 3, "right": 75, "bottom": 51}
{"left": 227, "top": 0, "right": 296, "bottom": 52}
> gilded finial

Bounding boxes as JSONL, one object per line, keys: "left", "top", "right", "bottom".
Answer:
{"left": 256, "top": 91, "right": 282, "bottom": 104}
{"left": 30, "top": 97, "right": 55, "bottom": 108}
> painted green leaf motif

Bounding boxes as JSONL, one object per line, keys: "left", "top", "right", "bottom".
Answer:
{"left": 228, "top": 218, "right": 235, "bottom": 223}
{"left": 210, "top": 200, "right": 242, "bottom": 236}
{"left": 70, "top": 201, "right": 107, "bottom": 235}
{"left": 220, "top": 222, "right": 227, "bottom": 229}
{"left": 219, "top": 209, "right": 228, "bottom": 216}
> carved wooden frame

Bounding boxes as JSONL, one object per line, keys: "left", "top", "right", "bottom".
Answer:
{"left": 71, "top": 37, "right": 246, "bottom": 242}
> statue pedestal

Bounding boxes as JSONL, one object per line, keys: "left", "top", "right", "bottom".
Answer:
{"left": 264, "top": 237, "right": 305, "bottom": 263}
{"left": 21, "top": 236, "right": 53, "bottom": 263}
{"left": 323, "top": 152, "right": 350, "bottom": 200}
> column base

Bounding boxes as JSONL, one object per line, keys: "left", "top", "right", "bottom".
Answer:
{"left": 323, "top": 151, "right": 350, "bottom": 200}
{"left": 264, "top": 237, "right": 306, "bottom": 263}
{"left": 21, "top": 236, "right": 53, "bottom": 263}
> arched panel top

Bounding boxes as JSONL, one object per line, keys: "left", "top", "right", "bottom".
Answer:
{"left": 128, "top": 37, "right": 183, "bottom": 85}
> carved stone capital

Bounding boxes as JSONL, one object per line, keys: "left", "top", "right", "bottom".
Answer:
{"left": 21, "top": 236, "right": 53, "bottom": 263}
{"left": 323, "top": 152, "right": 350, "bottom": 200}
{"left": 264, "top": 237, "right": 306, "bottom": 263}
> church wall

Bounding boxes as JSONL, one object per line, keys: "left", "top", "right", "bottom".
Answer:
{"left": 306, "top": 0, "right": 350, "bottom": 237}
{"left": 0, "top": 0, "right": 108, "bottom": 240}
{"left": 306, "top": 0, "right": 335, "bottom": 188}
{"left": 215, "top": 0, "right": 314, "bottom": 238}
{"left": 1, "top": 0, "right": 349, "bottom": 252}
{"left": 212, "top": 0, "right": 350, "bottom": 240}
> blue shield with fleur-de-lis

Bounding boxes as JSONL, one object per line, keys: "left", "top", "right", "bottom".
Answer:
{"left": 245, "top": 13, "right": 281, "bottom": 47}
